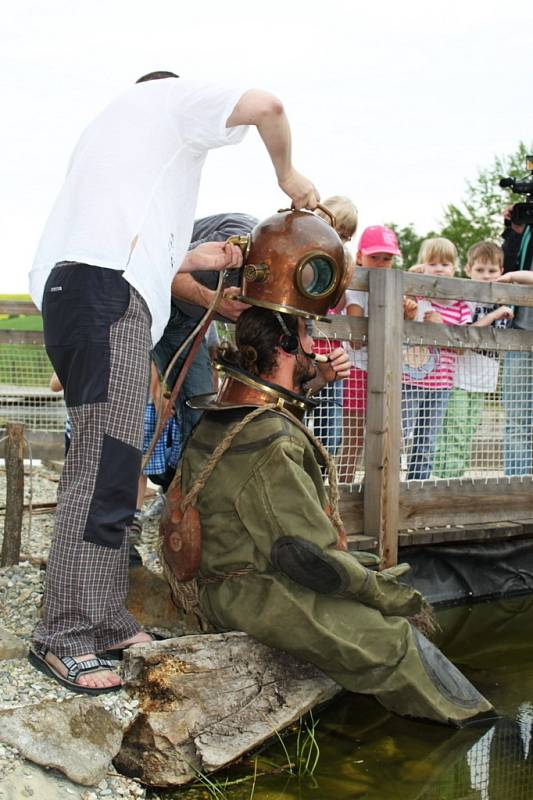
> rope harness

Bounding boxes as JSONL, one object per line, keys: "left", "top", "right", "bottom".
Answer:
{"left": 159, "top": 403, "right": 346, "bottom": 623}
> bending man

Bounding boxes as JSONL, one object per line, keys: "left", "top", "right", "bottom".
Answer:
{"left": 28, "top": 71, "right": 318, "bottom": 694}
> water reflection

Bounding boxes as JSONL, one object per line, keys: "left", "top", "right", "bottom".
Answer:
{"left": 465, "top": 708, "right": 533, "bottom": 800}
{"left": 172, "top": 598, "right": 533, "bottom": 800}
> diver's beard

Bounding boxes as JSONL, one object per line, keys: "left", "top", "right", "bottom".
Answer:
{"left": 293, "top": 353, "right": 317, "bottom": 391}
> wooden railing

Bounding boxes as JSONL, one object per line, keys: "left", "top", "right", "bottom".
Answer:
{"left": 313, "top": 269, "right": 533, "bottom": 567}
{"left": 4, "top": 279, "right": 533, "bottom": 565}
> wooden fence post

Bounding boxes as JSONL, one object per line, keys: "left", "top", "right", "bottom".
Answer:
{"left": 364, "top": 270, "right": 403, "bottom": 568}
{"left": 1, "top": 423, "right": 25, "bottom": 567}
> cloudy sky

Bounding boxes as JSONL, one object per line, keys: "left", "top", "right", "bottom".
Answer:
{"left": 2, "top": 0, "right": 533, "bottom": 293}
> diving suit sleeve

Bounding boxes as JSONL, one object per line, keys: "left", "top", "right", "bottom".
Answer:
{"left": 235, "top": 438, "right": 422, "bottom": 617}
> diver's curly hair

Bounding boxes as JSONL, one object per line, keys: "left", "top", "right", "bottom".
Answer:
{"left": 217, "top": 307, "right": 299, "bottom": 378}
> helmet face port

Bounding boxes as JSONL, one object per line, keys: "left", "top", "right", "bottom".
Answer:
{"left": 239, "top": 209, "right": 348, "bottom": 320}
{"left": 296, "top": 253, "right": 338, "bottom": 298}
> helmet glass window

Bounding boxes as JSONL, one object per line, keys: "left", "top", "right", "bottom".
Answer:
{"left": 297, "top": 255, "right": 337, "bottom": 298}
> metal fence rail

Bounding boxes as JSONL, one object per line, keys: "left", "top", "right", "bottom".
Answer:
{"left": 3, "top": 275, "right": 533, "bottom": 565}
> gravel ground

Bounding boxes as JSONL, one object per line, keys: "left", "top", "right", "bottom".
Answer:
{"left": 0, "top": 463, "right": 167, "bottom": 800}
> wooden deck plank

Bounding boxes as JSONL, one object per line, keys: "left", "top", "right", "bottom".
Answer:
{"left": 346, "top": 534, "right": 377, "bottom": 551}
{"left": 398, "top": 477, "right": 533, "bottom": 529}
{"left": 345, "top": 519, "right": 530, "bottom": 552}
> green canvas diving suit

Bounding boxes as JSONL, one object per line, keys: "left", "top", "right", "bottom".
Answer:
{"left": 181, "top": 405, "right": 493, "bottom": 725}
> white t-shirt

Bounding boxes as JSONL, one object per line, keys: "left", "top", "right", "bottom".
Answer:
{"left": 29, "top": 79, "right": 249, "bottom": 344}
{"left": 454, "top": 351, "right": 500, "bottom": 393}
{"left": 454, "top": 301, "right": 507, "bottom": 393}
{"left": 345, "top": 290, "right": 368, "bottom": 370}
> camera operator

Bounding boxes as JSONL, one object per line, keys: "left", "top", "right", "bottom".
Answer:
{"left": 499, "top": 205, "right": 533, "bottom": 476}
{"left": 502, "top": 207, "right": 533, "bottom": 274}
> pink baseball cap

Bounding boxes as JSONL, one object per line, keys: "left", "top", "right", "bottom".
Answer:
{"left": 358, "top": 225, "right": 401, "bottom": 256}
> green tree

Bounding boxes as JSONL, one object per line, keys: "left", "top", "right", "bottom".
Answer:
{"left": 386, "top": 222, "right": 438, "bottom": 270}
{"left": 389, "top": 142, "right": 533, "bottom": 272}
{"left": 439, "top": 141, "right": 533, "bottom": 268}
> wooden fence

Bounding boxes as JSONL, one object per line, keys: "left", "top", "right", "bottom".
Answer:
{"left": 314, "top": 269, "right": 533, "bottom": 567}
{"left": 4, "top": 274, "right": 533, "bottom": 566}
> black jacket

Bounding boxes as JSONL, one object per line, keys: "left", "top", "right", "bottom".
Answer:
{"left": 502, "top": 224, "right": 533, "bottom": 273}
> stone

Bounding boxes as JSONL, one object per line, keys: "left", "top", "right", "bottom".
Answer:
{"left": 0, "top": 697, "right": 125, "bottom": 786}
{"left": 115, "top": 631, "right": 340, "bottom": 787}
{"left": 126, "top": 566, "right": 196, "bottom": 633}
{"left": 0, "top": 761, "right": 86, "bottom": 800}
{"left": 0, "top": 628, "right": 28, "bottom": 660}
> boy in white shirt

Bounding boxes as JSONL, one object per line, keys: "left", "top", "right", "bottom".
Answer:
{"left": 433, "top": 241, "right": 513, "bottom": 478}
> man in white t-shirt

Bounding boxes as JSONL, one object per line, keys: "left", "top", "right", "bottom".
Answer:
{"left": 28, "top": 71, "right": 319, "bottom": 695}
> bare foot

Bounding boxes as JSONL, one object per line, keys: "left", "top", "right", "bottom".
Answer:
{"left": 45, "top": 651, "right": 122, "bottom": 690}
{"left": 111, "top": 631, "right": 154, "bottom": 650}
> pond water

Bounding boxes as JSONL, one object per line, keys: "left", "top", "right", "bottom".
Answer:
{"left": 158, "top": 596, "right": 533, "bottom": 800}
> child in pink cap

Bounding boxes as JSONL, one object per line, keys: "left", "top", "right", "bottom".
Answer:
{"left": 339, "top": 226, "right": 417, "bottom": 482}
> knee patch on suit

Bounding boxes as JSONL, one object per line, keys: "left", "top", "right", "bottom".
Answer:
{"left": 271, "top": 536, "right": 349, "bottom": 594}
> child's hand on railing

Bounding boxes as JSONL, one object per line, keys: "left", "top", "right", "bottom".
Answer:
{"left": 403, "top": 297, "right": 418, "bottom": 320}
{"left": 423, "top": 310, "right": 443, "bottom": 324}
{"left": 489, "top": 305, "right": 514, "bottom": 323}
{"left": 471, "top": 305, "right": 514, "bottom": 328}
{"left": 497, "top": 271, "right": 533, "bottom": 286}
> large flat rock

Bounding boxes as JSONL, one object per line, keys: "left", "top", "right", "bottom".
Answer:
{"left": 0, "top": 696, "right": 125, "bottom": 786}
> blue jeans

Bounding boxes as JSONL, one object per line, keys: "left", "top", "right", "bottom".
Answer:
{"left": 401, "top": 387, "right": 451, "bottom": 480}
{"left": 502, "top": 350, "right": 533, "bottom": 476}
{"left": 152, "top": 306, "right": 214, "bottom": 461}
{"left": 310, "top": 380, "right": 343, "bottom": 456}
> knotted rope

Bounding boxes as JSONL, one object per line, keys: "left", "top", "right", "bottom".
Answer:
{"left": 159, "top": 405, "right": 279, "bottom": 621}
{"left": 159, "top": 402, "right": 345, "bottom": 621}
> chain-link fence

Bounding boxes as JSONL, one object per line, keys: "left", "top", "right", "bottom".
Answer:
{"left": 3, "top": 275, "right": 533, "bottom": 546}
{"left": 307, "top": 277, "right": 533, "bottom": 490}
{"left": 3, "top": 320, "right": 533, "bottom": 476}
{"left": 0, "top": 337, "right": 66, "bottom": 432}
{"left": 307, "top": 339, "right": 519, "bottom": 487}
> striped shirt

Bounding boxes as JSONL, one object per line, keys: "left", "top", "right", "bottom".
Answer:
{"left": 403, "top": 299, "right": 472, "bottom": 389}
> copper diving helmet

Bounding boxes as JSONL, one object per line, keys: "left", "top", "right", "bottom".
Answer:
{"left": 232, "top": 205, "right": 351, "bottom": 321}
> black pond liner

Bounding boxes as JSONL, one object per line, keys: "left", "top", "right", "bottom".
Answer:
{"left": 398, "top": 537, "right": 533, "bottom": 608}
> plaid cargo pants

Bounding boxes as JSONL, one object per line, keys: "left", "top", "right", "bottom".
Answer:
{"left": 33, "top": 264, "right": 151, "bottom": 656}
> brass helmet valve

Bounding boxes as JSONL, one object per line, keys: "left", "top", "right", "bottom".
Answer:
{"left": 226, "top": 234, "right": 251, "bottom": 258}
{"left": 244, "top": 263, "right": 269, "bottom": 283}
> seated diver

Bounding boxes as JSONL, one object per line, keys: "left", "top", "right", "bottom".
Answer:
{"left": 161, "top": 208, "right": 494, "bottom": 726}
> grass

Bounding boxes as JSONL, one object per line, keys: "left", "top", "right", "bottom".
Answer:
{"left": 271, "top": 710, "right": 320, "bottom": 779}
{"left": 0, "top": 293, "right": 42, "bottom": 333}
{"left": 183, "top": 714, "right": 321, "bottom": 799}
{"left": 183, "top": 758, "right": 259, "bottom": 800}
{"left": 294, "top": 711, "right": 321, "bottom": 777}
{"left": 0, "top": 294, "right": 48, "bottom": 385}
{"left": 0, "top": 316, "right": 43, "bottom": 331}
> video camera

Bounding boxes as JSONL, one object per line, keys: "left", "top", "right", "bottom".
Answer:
{"left": 500, "top": 155, "right": 533, "bottom": 226}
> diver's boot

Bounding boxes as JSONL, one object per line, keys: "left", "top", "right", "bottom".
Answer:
{"left": 377, "top": 627, "right": 495, "bottom": 727}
